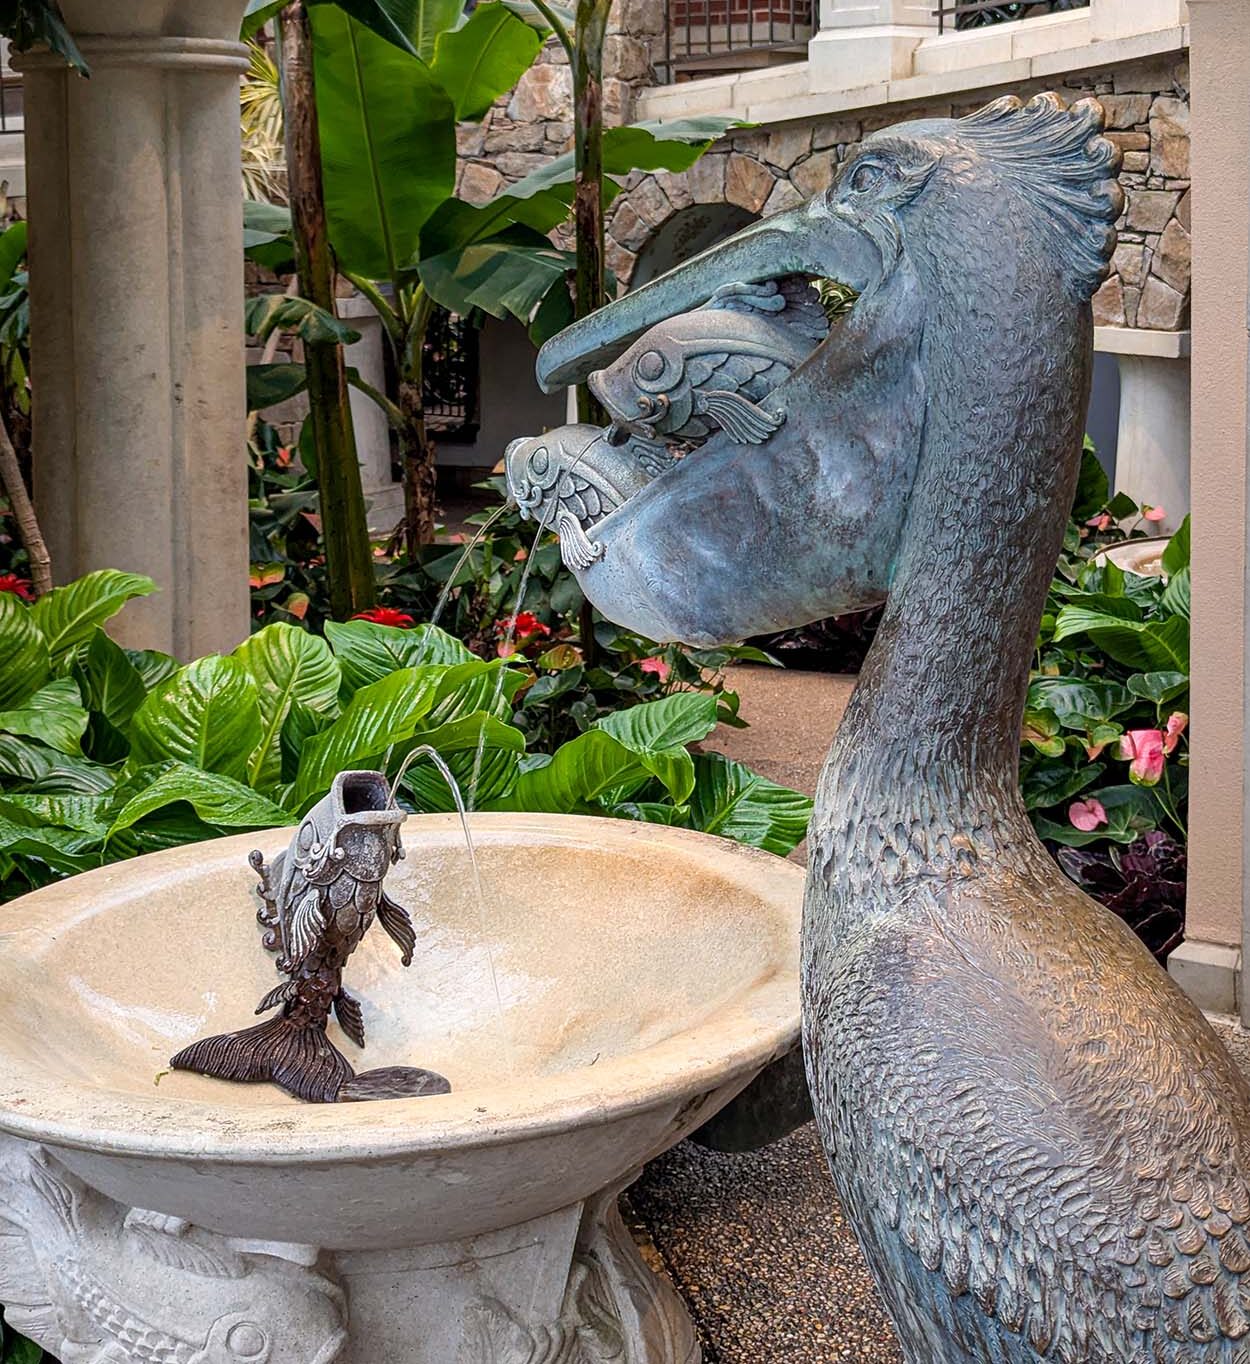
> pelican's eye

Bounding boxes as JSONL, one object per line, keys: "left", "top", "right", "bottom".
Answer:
{"left": 848, "top": 160, "right": 885, "bottom": 194}
{"left": 634, "top": 350, "right": 666, "bottom": 384}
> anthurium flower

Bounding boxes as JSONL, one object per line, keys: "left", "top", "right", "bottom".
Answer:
{"left": 1118, "top": 729, "right": 1166, "bottom": 786}
{"left": 1164, "top": 712, "right": 1188, "bottom": 752}
{"left": 640, "top": 656, "right": 671, "bottom": 682}
{"left": 1069, "top": 798, "right": 1108, "bottom": 832}
{"left": 353, "top": 606, "right": 416, "bottom": 628}
{"left": 1143, "top": 504, "right": 1166, "bottom": 523}
{"left": 0, "top": 572, "right": 33, "bottom": 600}
{"left": 1086, "top": 513, "right": 1112, "bottom": 532}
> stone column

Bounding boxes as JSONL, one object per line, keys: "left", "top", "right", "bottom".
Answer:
{"left": 18, "top": 0, "right": 250, "bottom": 658}
{"left": 808, "top": 0, "right": 937, "bottom": 92}
{"left": 339, "top": 293, "right": 403, "bottom": 534}
{"left": 1169, "top": 0, "right": 1250, "bottom": 1018}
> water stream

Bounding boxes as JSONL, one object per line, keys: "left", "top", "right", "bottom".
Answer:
{"left": 419, "top": 499, "right": 514, "bottom": 657}
{"left": 389, "top": 744, "right": 515, "bottom": 1075}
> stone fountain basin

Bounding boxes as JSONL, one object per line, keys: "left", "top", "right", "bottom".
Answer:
{"left": 0, "top": 813, "right": 802, "bottom": 1251}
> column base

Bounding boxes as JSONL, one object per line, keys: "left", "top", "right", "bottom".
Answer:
{"left": 0, "top": 1135, "right": 700, "bottom": 1364}
{"left": 807, "top": 25, "right": 930, "bottom": 91}
{"left": 1169, "top": 938, "right": 1242, "bottom": 1017}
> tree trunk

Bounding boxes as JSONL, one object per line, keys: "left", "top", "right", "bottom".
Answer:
{"left": 279, "top": 2, "right": 375, "bottom": 618}
{"left": 398, "top": 293, "right": 438, "bottom": 555}
{"left": 0, "top": 408, "right": 50, "bottom": 596}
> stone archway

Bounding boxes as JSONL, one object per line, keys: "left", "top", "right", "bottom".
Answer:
{"left": 631, "top": 203, "right": 757, "bottom": 286}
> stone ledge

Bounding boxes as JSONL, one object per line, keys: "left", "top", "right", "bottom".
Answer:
{"left": 1095, "top": 326, "right": 1191, "bottom": 357}
{"left": 1169, "top": 939, "right": 1242, "bottom": 1017}
{"left": 638, "top": 22, "right": 1188, "bottom": 126}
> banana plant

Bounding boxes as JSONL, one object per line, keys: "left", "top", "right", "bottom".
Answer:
{"left": 0, "top": 571, "right": 813, "bottom": 901}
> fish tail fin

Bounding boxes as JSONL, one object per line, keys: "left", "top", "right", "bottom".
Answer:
{"left": 171, "top": 1015, "right": 353, "bottom": 1104}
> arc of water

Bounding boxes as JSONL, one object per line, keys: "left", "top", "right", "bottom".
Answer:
{"left": 414, "top": 499, "right": 514, "bottom": 668}
{"left": 389, "top": 744, "right": 515, "bottom": 1076}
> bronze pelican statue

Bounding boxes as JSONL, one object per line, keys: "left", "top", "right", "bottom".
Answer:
{"left": 515, "top": 94, "right": 1250, "bottom": 1360}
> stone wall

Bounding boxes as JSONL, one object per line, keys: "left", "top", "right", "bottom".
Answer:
{"left": 454, "top": 0, "right": 666, "bottom": 210}
{"left": 602, "top": 52, "right": 1192, "bottom": 330}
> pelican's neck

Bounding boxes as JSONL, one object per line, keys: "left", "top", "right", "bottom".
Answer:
{"left": 818, "top": 268, "right": 1093, "bottom": 864}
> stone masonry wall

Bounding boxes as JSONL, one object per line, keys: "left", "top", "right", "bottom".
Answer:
{"left": 603, "top": 52, "right": 1191, "bottom": 330}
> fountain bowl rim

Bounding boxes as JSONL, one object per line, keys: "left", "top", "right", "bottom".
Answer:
{"left": 0, "top": 813, "right": 803, "bottom": 1166}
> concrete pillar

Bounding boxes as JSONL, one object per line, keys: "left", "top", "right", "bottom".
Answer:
{"left": 809, "top": 0, "right": 936, "bottom": 92}
{"left": 18, "top": 1, "right": 250, "bottom": 658}
{"left": 1168, "top": 0, "right": 1250, "bottom": 1018}
{"left": 1093, "top": 329, "right": 1192, "bottom": 533}
{"left": 339, "top": 293, "right": 403, "bottom": 534}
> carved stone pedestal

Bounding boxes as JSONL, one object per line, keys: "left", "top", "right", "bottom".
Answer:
{"left": 0, "top": 1135, "right": 699, "bottom": 1364}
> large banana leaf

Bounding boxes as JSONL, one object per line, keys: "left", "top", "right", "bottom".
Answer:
{"left": 420, "top": 237, "right": 575, "bottom": 329}
{"left": 310, "top": 4, "right": 458, "bottom": 282}
{"left": 428, "top": 3, "right": 541, "bottom": 121}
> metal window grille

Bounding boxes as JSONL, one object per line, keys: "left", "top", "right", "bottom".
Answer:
{"left": 660, "top": 0, "right": 811, "bottom": 83}
{"left": 423, "top": 310, "right": 480, "bottom": 445}
{"left": 933, "top": 0, "right": 1088, "bottom": 34}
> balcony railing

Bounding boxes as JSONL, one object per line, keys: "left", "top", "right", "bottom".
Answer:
{"left": 660, "top": 0, "right": 811, "bottom": 82}
{"left": 933, "top": 0, "right": 1088, "bottom": 34}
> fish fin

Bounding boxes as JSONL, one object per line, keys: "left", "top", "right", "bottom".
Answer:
{"left": 334, "top": 990, "right": 366, "bottom": 1049}
{"left": 255, "top": 979, "right": 297, "bottom": 1015}
{"left": 699, "top": 280, "right": 785, "bottom": 314}
{"left": 696, "top": 389, "right": 784, "bottom": 444}
{"left": 171, "top": 1016, "right": 353, "bottom": 1104}
{"left": 339, "top": 1067, "right": 451, "bottom": 1101}
{"left": 124, "top": 1210, "right": 247, "bottom": 1279}
{"left": 556, "top": 511, "right": 606, "bottom": 572}
{"left": 376, "top": 892, "right": 416, "bottom": 967}
{"left": 287, "top": 887, "right": 326, "bottom": 968}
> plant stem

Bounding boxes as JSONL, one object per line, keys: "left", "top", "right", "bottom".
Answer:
{"left": 279, "top": 1, "right": 376, "bottom": 618}
{"left": 572, "top": 0, "right": 611, "bottom": 429}
{"left": 0, "top": 406, "right": 50, "bottom": 595}
{"left": 398, "top": 288, "right": 438, "bottom": 556}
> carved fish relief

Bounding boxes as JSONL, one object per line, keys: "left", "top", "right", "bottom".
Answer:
{"left": 587, "top": 279, "right": 827, "bottom": 447}
{"left": 0, "top": 1137, "right": 347, "bottom": 1364}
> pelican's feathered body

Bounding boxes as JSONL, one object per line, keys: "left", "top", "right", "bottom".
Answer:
{"left": 514, "top": 94, "right": 1250, "bottom": 1361}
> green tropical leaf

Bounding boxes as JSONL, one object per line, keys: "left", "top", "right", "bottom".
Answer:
{"left": 324, "top": 619, "right": 472, "bottom": 694}
{"left": 0, "top": 221, "right": 27, "bottom": 294}
{"left": 241, "top": 0, "right": 287, "bottom": 38}
{"left": 0, "top": 678, "right": 88, "bottom": 755}
{"left": 427, "top": 658, "right": 526, "bottom": 724}
{"left": 429, "top": 3, "right": 541, "bottom": 121}
{"left": 233, "top": 624, "right": 343, "bottom": 790}
{"left": 0, "top": 791, "right": 112, "bottom": 838}
{"left": 1035, "top": 784, "right": 1162, "bottom": 847}
{"left": 687, "top": 752, "right": 812, "bottom": 856}
{"left": 485, "top": 728, "right": 642, "bottom": 813}
{"left": 1070, "top": 441, "right": 1109, "bottom": 522}
{"left": 1161, "top": 565, "right": 1191, "bottom": 621}
{"left": 247, "top": 362, "right": 307, "bottom": 412}
{"left": 1052, "top": 607, "right": 1189, "bottom": 672}
{"left": 595, "top": 692, "right": 720, "bottom": 804}
{"left": 73, "top": 629, "right": 147, "bottom": 730}
{"left": 127, "top": 648, "right": 180, "bottom": 691}
{"left": 1021, "top": 760, "right": 1105, "bottom": 812}
{"left": 311, "top": 4, "right": 458, "bottom": 282}
{"left": 1126, "top": 671, "right": 1189, "bottom": 706}
{"left": 419, "top": 239, "right": 574, "bottom": 326}
{"left": 0, "top": 813, "right": 100, "bottom": 878}
{"left": 0, "top": 591, "right": 49, "bottom": 709}
{"left": 108, "top": 764, "right": 291, "bottom": 838}
{"left": 246, "top": 294, "right": 362, "bottom": 347}
{"left": 0, "top": 734, "right": 114, "bottom": 791}
{"left": 30, "top": 570, "right": 155, "bottom": 670}
{"left": 403, "top": 741, "right": 520, "bottom": 811}
{"left": 1162, "top": 514, "right": 1191, "bottom": 576}
{"left": 292, "top": 667, "right": 442, "bottom": 808}
{"left": 129, "top": 657, "right": 263, "bottom": 781}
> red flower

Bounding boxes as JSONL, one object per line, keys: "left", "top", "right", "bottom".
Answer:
{"left": 499, "top": 611, "right": 550, "bottom": 641}
{"left": 0, "top": 573, "right": 32, "bottom": 601}
{"left": 639, "top": 656, "right": 670, "bottom": 682}
{"left": 353, "top": 606, "right": 416, "bottom": 628}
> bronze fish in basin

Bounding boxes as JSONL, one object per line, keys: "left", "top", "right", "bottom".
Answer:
{"left": 172, "top": 770, "right": 449, "bottom": 1104}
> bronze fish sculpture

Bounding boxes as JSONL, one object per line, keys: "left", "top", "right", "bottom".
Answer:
{"left": 588, "top": 278, "right": 828, "bottom": 447}
{"left": 0, "top": 1138, "right": 348, "bottom": 1364}
{"left": 172, "top": 770, "right": 449, "bottom": 1104}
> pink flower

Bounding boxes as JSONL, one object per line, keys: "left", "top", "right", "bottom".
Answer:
{"left": 639, "top": 656, "right": 670, "bottom": 682}
{"left": 1143, "top": 505, "right": 1167, "bottom": 523}
{"left": 1164, "top": 712, "right": 1188, "bottom": 753}
{"left": 1087, "top": 513, "right": 1112, "bottom": 532}
{"left": 1118, "top": 728, "right": 1166, "bottom": 786}
{"left": 1069, "top": 798, "right": 1108, "bottom": 832}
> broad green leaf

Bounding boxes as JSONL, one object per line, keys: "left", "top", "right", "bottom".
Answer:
{"left": 311, "top": 4, "right": 457, "bottom": 282}
{"left": 1025, "top": 677, "right": 1133, "bottom": 728}
{"left": 427, "top": 657, "right": 527, "bottom": 724}
{"left": 420, "top": 239, "right": 574, "bottom": 327}
{"left": 612, "top": 800, "right": 688, "bottom": 827}
{"left": 313, "top": 0, "right": 432, "bottom": 56}
{"left": 73, "top": 629, "right": 147, "bottom": 730}
{"left": 0, "top": 592, "right": 49, "bottom": 709}
{"left": 1052, "top": 607, "right": 1189, "bottom": 672}
{"left": 233, "top": 624, "right": 342, "bottom": 790}
{"left": 241, "top": 0, "right": 287, "bottom": 38}
{"left": 293, "top": 667, "right": 442, "bottom": 808}
{"left": 404, "top": 741, "right": 520, "bottom": 811}
{"left": 498, "top": 0, "right": 575, "bottom": 32}
{"left": 0, "top": 791, "right": 112, "bottom": 838}
{"left": 1070, "top": 441, "right": 1109, "bottom": 522}
{"left": 1161, "top": 565, "right": 1191, "bottom": 620}
{"left": 595, "top": 692, "right": 720, "bottom": 804}
{"left": 247, "top": 362, "right": 307, "bottom": 412}
{"left": 1021, "top": 761, "right": 1105, "bottom": 812}
{"left": 0, "top": 678, "right": 88, "bottom": 755}
{"left": 429, "top": 3, "right": 541, "bottom": 121}
{"left": 486, "top": 728, "right": 642, "bottom": 813}
{"left": 1162, "top": 514, "right": 1191, "bottom": 576}
{"left": 246, "top": 294, "right": 362, "bottom": 347}
{"left": 687, "top": 753, "right": 812, "bottom": 856}
{"left": 1035, "top": 784, "right": 1162, "bottom": 848}
{"left": 0, "top": 221, "right": 27, "bottom": 294}
{"left": 127, "top": 648, "right": 180, "bottom": 691}
{"left": 108, "top": 764, "right": 291, "bottom": 837}
{"left": 0, "top": 735, "right": 115, "bottom": 792}
{"left": 0, "top": 814, "right": 100, "bottom": 878}
{"left": 129, "top": 657, "right": 263, "bottom": 781}
{"left": 30, "top": 570, "right": 155, "bottom": 670}
{"left": 4, "top": 0, "right": 87, "bottom": 74}
{"left": 1126, "top": 671, "right": 1189, "bottom": 706}
{"left": 324, "top": 619, "right": 472, "bottom": 694}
